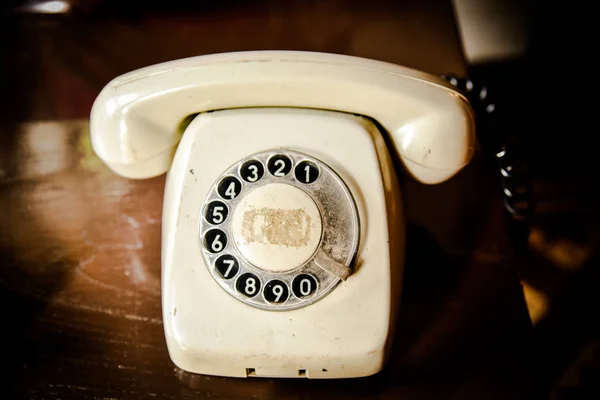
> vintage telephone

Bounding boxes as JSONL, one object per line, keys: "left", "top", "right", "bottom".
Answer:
{"left": 90, "top": 51, "right": 479, "bottom": 379}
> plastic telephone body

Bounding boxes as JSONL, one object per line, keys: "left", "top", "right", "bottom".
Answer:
{"left": 161, "top": 108, "right": 403, "bottom": 378}
{"left": 89, "top": 51, "right": 476, "bottom": 379}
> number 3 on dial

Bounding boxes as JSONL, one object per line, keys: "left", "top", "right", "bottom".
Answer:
{"left": 240, "top": 160, "right": 264, "bottom": 183}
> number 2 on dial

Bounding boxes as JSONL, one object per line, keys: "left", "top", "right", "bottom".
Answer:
{"left": 273, "top": 160, "right": 286, "bottom": 176}
{"left": 268, "top": 155, "right": 291, "bottom": 177}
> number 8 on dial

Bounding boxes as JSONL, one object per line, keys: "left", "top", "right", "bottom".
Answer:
{"left": 236, "top": 273, "right": 261, "bottom": 298}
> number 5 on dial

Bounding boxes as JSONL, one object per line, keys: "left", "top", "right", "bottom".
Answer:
{"left": 205, "top": 201, "right": 228, "bottom": 225}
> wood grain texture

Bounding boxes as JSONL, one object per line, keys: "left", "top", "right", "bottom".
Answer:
{"left": 0, "top": 1, "right": 543, "bottom": 398}
{"left": 0, "top": 121, "right": 532, "bottom": 399}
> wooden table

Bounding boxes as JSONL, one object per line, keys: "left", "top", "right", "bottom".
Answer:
{"left": 3, "top": 1, "right": 592, "bottom": 398}
{"left": 0, "top": 118, "right": 533, "bottom": 398}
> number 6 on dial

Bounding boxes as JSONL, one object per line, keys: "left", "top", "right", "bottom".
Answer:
{"left": 204, "top": 229, "right": 227, "bottom": 254}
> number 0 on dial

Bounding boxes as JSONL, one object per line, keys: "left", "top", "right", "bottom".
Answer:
{"left": 292, "top": 274, "right": 318, "bottom": 298}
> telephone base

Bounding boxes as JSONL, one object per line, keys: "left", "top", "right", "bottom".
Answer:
{"left": 162, "top": 108, "right": 404, "bottom": 379}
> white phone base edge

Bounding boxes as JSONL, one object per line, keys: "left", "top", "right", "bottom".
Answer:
{"left": 162, "top": 108, "right": 404, "bottom": 379}
{"left": 90, "top": 50, "right": 475, "bottom": 184}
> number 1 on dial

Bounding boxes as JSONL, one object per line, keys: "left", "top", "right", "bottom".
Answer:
{"left": 294, "top": 160, "right": 319, "bottom": 184}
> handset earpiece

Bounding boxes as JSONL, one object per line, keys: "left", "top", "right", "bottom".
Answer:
{"left": 90, "top": 51, "right": 476, "bottom": 183}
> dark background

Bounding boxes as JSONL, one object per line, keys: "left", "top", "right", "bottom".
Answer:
{"left": 1, "top": 1, "right": 598, "bottom": 399}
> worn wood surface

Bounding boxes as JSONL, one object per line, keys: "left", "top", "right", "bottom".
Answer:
{"left": 3, "top": 1, "right": 596, "bottom": 398}
{"left": 0, "top": 118, "right": 531, "bottom": 399}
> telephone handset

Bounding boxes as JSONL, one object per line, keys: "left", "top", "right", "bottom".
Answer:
{"left": 90, "top": 51, "right": 475, "bottom": 379}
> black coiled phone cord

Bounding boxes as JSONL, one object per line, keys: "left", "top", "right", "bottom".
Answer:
{"left": 442, "top": 75, "right": 533, "bottom": 250}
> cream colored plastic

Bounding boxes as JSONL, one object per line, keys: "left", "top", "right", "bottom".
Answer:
{"left": 231, "top": 183, "right": 323, "bottom": 272}
{"left": 90, "top": 50, "right": 475, "bottom": 184}
{"left": 162, "top": 108, "right": 404, "bottom": 379}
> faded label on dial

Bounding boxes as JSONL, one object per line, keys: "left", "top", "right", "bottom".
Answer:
{"left": 241, "top": 207, "right": 312, "bottom": 248}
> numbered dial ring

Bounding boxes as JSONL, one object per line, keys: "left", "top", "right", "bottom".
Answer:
{"left": 199, "top": 150, "right": 359, "bottom": 311}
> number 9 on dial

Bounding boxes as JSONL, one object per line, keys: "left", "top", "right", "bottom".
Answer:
{"left": 264, "top": 280, "right": 289, "bottom": 304}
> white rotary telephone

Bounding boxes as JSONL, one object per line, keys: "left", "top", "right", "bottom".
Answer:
{"left": 90, "top": 51, "right": 475, "bottom": 379}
